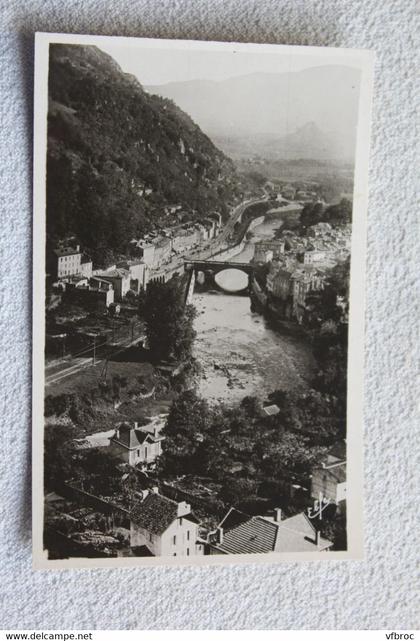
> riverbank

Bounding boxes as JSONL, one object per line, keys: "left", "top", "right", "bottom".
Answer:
{"left": 193, "top": 291, "right": 315, "bottom": 404}
{"left": 192, "top": 214, "right": 315, "bottom": 405}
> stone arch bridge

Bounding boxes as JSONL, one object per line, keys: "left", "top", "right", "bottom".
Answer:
{"left": 184, "top": 259, "right": 255, "bottom": 301}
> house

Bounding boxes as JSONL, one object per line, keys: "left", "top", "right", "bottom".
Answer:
{"left": 266, "top": 265, "right": 294, "bottom": 317}
{"left": 94, "top": 268, "right": 131, "bottom": 301}
{"left": 64, "top": 277, "right": 114, "bottom": 309}
{"left": 281, "top": 185, "right": 296, "bottom": 200}
{"left": 311, "top": 442, "right": 346, "bottom": 509}
{"left": 116, "top": 260, "right": 149, "bottom": 293}
{"left": 291, "top": 266, "right": 325, "bottom": 322}
{"left": 136, "top": 239, "right": 156, "bottom": 268}
{"left": 207, "top": 507, "right": 332, "bottom": 555}
{"left": 110, "top": 421, "right": 165, "bottom": 467}
{"left": 171, "top": 226, "right": 202, "bottom": 254}
{"left": 299, "top": 249, "right": 327, "bottom": 265}
{"left": 253, "top": 239, "right": 285, "bottom": 263}
{"left": 153, "top": 236, "right": 172, "bottom": 266}
{"left": 130, "top": 490, "right": 204, "bottom": 557}
{"left": 54, "top": 244, "right": 82, "bottom": 279}
{"left": 208, "top": 212, "right": 222, "bottom": 232}
{"left": 80, "top": 255, "right": 93, "bottom": 278}
{"left": 203, "top": 217, "right": 217, "bottom": 239}
{"left": 262, "top": 404, "right": 280, "bottom": 417}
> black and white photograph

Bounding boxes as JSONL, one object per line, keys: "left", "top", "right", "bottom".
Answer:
{"left": 33, "top": 33, "right": 373, "bottom": 567}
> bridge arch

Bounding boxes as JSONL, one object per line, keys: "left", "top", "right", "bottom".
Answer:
{"left": 185, "top": 260, "right": 254, "bottom": 294}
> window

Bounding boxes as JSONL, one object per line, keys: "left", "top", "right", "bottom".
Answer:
{"left": 173, "top": 553, "right": 176, "bottom": 556}
{"left": 145, "top": 447, "right": 148, "bottom": 459}
{"left": 186, "top": 548, "right": 190, "bottom": 556}
{"left": 179, "top": 517, "right": 183, "bottom": 526}
{"left": 187, "top": 530, "right": 190, "bottom": 541}
{"left": 173, "top": 535, "right": 176, "bottom": 545}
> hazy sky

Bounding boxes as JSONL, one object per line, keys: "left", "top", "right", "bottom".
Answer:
{"left": 99, "top": 40, "right": 362, "bottom": 85}
{"left": 95, "top": 38, "right": 363, "bottom": 159}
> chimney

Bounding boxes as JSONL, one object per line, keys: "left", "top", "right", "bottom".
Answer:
{"left": 153, "top": 426, "right": 159, "bottom": 438}
{"left": 315, "top": 530, "right": 321, "bottom": 547}
{"left": 216, "top": 526, "right": 224, "bottom": 545}
{"left": 76, "top": 245, "right": 80, "bottom": 252}
{"left": 134, "top": 421, "right": 138, "bottom": 430}
{"left": 177, "top": 501, "right": 191, "bottom": 518}
{"left": 274, "top": 508, "right": 282, "bottom": 523}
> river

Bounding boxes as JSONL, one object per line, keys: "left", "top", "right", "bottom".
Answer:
{"left": 192, "top": 216, "right": 316, "bottom": 404}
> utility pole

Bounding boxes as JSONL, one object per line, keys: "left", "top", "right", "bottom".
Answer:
{"left": 93, "top": 335, "right": 96, "bottom": 365}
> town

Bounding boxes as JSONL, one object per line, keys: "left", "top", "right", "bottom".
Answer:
{"left": 42, "top": 42, "right": 353, "bottom": 561}
{"left": 45, "top": 177, "right": 350, "bottom": 559}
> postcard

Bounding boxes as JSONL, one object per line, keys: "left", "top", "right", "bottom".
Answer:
{"left": 33, "top": 33, "right": 373, "bottom": 568}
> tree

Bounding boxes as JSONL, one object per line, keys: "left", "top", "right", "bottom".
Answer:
{"left": 138, "top": 278, "right": 197, "bottom": 362}
{"left": 158, "top": 390, "right": 212, "bottom": 475}
{"left": 44, "top": 424, "right": 77, "bottom": 490}
{"left": 80, "top": 448, "right": 121, "bottom": 495}
{"left": 259, "top": 432, "right": 327, "bottom": 484}
{"left": 219, "top": 477, "right": 259, "bottom": 507}
{"left": 240, "top": 395, "right": 262, "bottom": 419}
{"left": 300, "top": 202, "right": 324, "bottom": 228}
{"left": 324, "top": 198, "right": 352, "bottom": 226}
{"left": 243, "top": 171, "right": 267, "bottom": 189}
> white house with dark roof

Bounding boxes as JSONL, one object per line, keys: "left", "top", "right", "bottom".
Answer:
{"left": 110, "top": 421, "right": 165, "bottom": 467}
{"left": 311, "top": 441, "right": 347, "bottom": 508}
{"left": 93, "top": 268, "right": 131, "bottom": 301}
{"left": 207, "top": 507, "right": 332, "bottom": 555}
{"left": 130, "top": 490, "right": 204, "bottom": 557}
{"left": 54, "top": 244, "right": 82, "bottom": 279}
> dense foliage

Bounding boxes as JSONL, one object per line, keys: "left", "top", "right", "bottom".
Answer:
{"left": 158, "top": 389, "right": 329, "bottom": 513}
{"left": 138, "top": 277, "right": 197, "bottom": 362}
{"left": 47, "top": 44, "right": 242, "bottom": 266}
{"left": 300, "top": 198, "right": 352, "bottom": 229}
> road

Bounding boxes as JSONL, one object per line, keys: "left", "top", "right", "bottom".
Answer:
{"left": 45, "top": 197, "right": 267, "bottom": 388}
{"left": 146, "top": 196, "right": 268, "bottom": 281}
{"left": 45, "top": 334, "right": 145, "bottom": 387}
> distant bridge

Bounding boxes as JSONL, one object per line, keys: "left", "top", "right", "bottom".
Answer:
{"left": 184, "top": 259, "right": 254, "bottom": 276}
{"left": 184, "top": 259, "right": 255, "bottom": 299}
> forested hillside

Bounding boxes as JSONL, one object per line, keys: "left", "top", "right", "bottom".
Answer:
{"left": 47, "top": 44, "right": 241, "bottom": 266}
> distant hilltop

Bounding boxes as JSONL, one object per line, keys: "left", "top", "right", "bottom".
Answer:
{"left": 47, "top": 44, "right": 242, "bottom": 267}
{"left": 212, "top": 122, "right": 347, "bottom": 162}
{"left": 146, "top": 66, "right": 361, "bottom": 161}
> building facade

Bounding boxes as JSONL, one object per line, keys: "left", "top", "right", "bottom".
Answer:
{"left": 94, "top": 268, "right": 131, "bottom": 301}
{"left": 311, "top": 443, "right": 347, "bottom": 509}
{"left": 110, "top": 422, "right": 164, "bottom": 467}
{"left": 130, "top": 491, "right": 204, "bottom": 557}
{"left": 54, "top": 245, "right": 82, "bottom": 279}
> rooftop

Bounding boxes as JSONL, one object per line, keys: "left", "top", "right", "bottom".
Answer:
{"left": 131, "top": 492, "right": 198, "bottom": 535}
{"left": 95, "top": 268, "right": 130, "bottom": 279}
{"left": 263, "top": 404, "right": 280, "bottom": 416}
{"left": 54, "top": 246, "right": 81, "bottom": 257}
{"left": 212, "top": 508, "right": 332, "bottom": 555}
{"left": 111, "top": 422, "right": 164, "bottom": 450}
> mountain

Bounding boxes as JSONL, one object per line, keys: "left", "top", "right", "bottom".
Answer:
{"left": 47, "top": 45, "right": 241, "bottom": 266}
{"left": 213, "top": 122, "right": 343, "bottom": 161}
{"left": 146, "top": 66, "right": 361, "bottom": 161}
